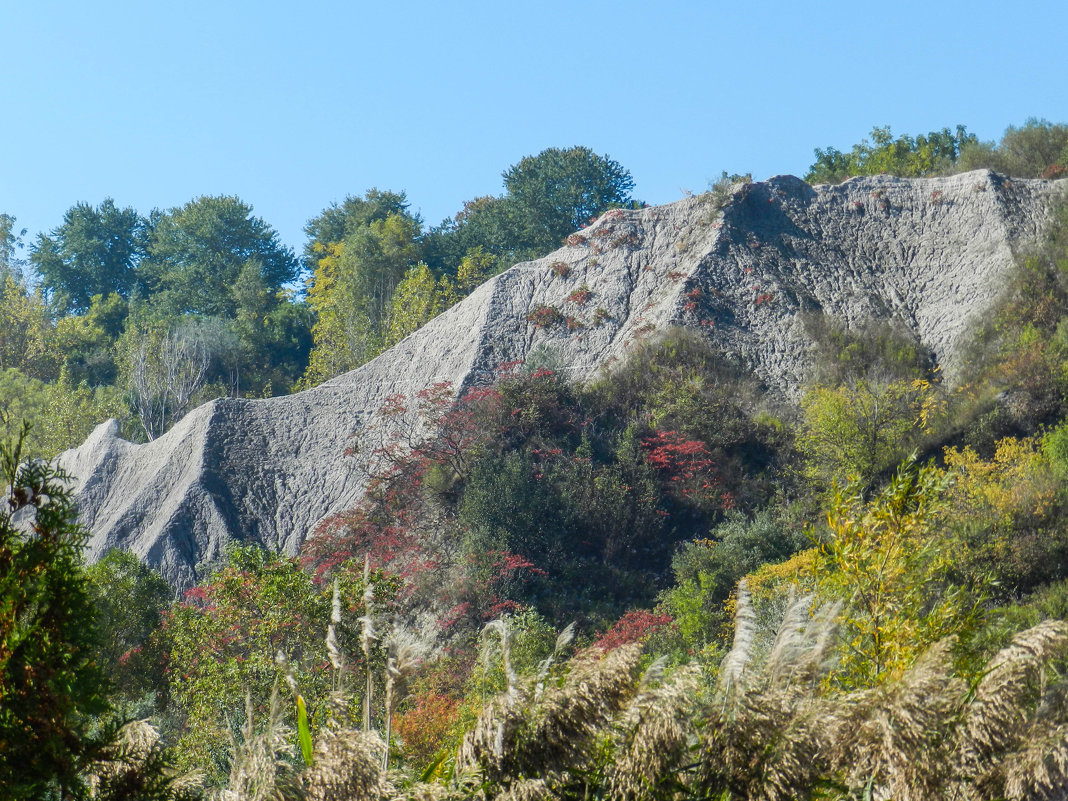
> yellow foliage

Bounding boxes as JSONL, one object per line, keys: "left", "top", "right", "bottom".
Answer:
{"left": 799, "top": 377, "right": 945, "bottom": 491}
{"left": 813, "top": 461, "right": 981, "bottom": 687}
{"left": 943, "top": 437, "right": 1055, "bottom": 527}
{"left": 303, "top": 213, "right": 424, "bottom": 386}
{"left": 383, "top": 263, "right": 451, "bottom": 349}
{"left": 455, "top": 247, "right": 499, "bottom": 294}
{"left": 0, "top": 274, "right": 58, "bottom": 380}
{"left": 742, "top": 548, "right": 818, "bottom": 604}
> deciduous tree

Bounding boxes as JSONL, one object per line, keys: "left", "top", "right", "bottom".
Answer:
{"left": 814, "top": 459, "right": 982, "bottom": 686}
{"left": 806, "top": 125, "right": 978, "bottom": 184}
{"left": 503, "top": 146, "right": 635, "bottom": 252}
{"left": 304, "top": 209, "right": 422, "bottom": 383}
{"left": 30, "top": 199, "right": 144, "bottom": 315}
{"left": 142, "top": 195, "right": 299, "bottom": 318}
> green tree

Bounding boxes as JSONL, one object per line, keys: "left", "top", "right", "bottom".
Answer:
{"left": 31, "top": 199, "right": 145, "bottom": 315}
{"left": 0, "top": 366, "right": 125, "bottom": 461}
{"left": 53, "top": 292, "right": 128, "bottom": 387}
{"left": 815, "top": 459, "right": 982, "bottom": 686}
{"left": 797, "top": 316, "right": 943, "bottom": 491}
{"left": 424, "top": 147, "right": 636, "bottom": 275}
{"left": 806, "top": 125, "right": 978, "bottom": 184}
{"left": 86, "top": 550, "right": 171, "bottom": 708}
{"left": 142, "top": 195, "right": 299, "bottom": 318}
{"left": 958, "top": 117, "right": 1068, "bottom": 178}
{"left": 0, "top": 431, "right": 110, "bottom": 799}
{"left": 503, "top": 146, "right": 635, "bottom": 252}
{"left": 303, "top": 189, "right": 412, "bottom": 266}
{"left": 454, "top": 246, "right": 501, "bottom": 295}
{"left": 383, "top": 262, "right": 451, "bottom": 349}
{"left": 798, "top": 377, "right": 943, "bottom": 492}
{"left": 0, "top": 270, "right": 57, "bottom": 380}
{"left": 229, "top": 260, "right": 314, "bottom": 395}
{"left": 423, "top": 196, "right": 525, "bottom": 275}
{"left": 0, "top": 213, "right": 27, "bottom": 278}
{"left": 659, "top": 508, "right": 804, "bottom": 652}
{"left": 304, "top": 209, "right": 422, "bottom": 383}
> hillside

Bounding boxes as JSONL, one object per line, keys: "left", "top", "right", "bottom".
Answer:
{"left": 59, "top": 170, "right": 1066, "bottom": 586}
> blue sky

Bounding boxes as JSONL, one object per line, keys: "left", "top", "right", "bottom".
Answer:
{"left": 2, "top": 0, "right": 1065, "bottom": 258}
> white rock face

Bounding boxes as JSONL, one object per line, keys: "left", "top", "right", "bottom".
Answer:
{"left": 59, "top": 171, "right": 1066, "bottom": 586}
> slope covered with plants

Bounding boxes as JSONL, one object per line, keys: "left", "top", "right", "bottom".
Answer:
{"left": 4, "top": 119, "right": 1068, "bottom": 798}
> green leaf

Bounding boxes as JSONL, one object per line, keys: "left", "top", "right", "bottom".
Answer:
{"left": 297, "top": 694, "right": 313, "bottom": 767}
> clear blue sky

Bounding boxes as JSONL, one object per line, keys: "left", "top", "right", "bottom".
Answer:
{"left": 2, "top": 0, "right": 1065, "bottom": 259}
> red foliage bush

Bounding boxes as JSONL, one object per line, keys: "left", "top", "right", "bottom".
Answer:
{"left": 567, "top": 287, "right": 592, "bottom": 305}
{"left": 394, "top": 691, "right": 461, "bottom": 767}
{"left": 526, "top": 304, "right": 565, "bottom": 328}
{"left": 593, "top": 609, "right": 674, "bottom": 651}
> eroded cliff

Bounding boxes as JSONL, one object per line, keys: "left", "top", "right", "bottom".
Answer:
{"left": 59, "top": 170, "right": 1066, "bottom": 585}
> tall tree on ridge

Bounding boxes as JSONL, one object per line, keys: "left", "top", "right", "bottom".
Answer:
{"left": 30, "top": 199, "right": 145, "bottom": 315}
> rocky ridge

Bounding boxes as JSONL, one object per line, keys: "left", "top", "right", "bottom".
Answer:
{"left": 59, "top": 170, "right": 1066, "bottom": 586}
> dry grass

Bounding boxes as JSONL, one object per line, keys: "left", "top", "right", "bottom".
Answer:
{"left": 298, "top": 728, "right": 388, "bottom": 801}
{"left": 215, "top": 689, "right": 297, "bottom": 801}
{"left": 829, "top": 638, "right": 965, "bottom": 801}
{"left": 605, "top": 660, "right": 698, "bottom": 801}
{"left": 205, "top": 591, "right": 1068, "bottom": 801}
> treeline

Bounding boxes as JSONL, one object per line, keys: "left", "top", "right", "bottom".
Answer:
{"left": 0, "top": 146, "right": 637, "bottom": 457}
{"left": 806, "top": 116, "right": 1068, "bottom": 183}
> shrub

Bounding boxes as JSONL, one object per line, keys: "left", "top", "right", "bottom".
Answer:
{"left": 806, "top": 125, "right": 977, "bottom": 183}
{"left": 566, "top": 285, "right": 592, "bottom": 305}
{"left": 525, "top": 304, "right": 565, "bottom": 329}
{"left": 703, "top": 171, "right": 752, "bottom": 216}
{"left": 957, "top": 117, "right": 1068, "bottom": 177}
{"left": 593, "top": 609, "right": 673, "bottom": 651}
{"left": 86, "top": 549, "right": 171, "bottom": 707}
{"left": 659, "top": 508, "right": 807, "bottom": 651}
{"left": 162, "top": 545, "right": 398, "bottom": 779}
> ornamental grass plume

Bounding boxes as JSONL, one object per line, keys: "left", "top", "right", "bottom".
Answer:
{"left": 719, "top": 580, "right": 757, "bottom": 702}
{"left": 298, "top": 728, "right": 389, "bottom": 801}
{"left": 360, "top": 556, "right": 378, "bottom": 734}
{"left": 1002, "top": 719, "right": 1068, "bottom": 801}
{"left": 216, "top": 687, "right": 299, "bottom": 801}
{"left": 382, "top": 619, "right": 440, "bottom": 769}
{"left": 694, "top": 582, "right": 839, "bottom": 801}
{"left": 519, "top": 644, "right": 641, "bottom": 778}
{"left": 817, "top": 619, "right": 1068, "bottom": 801}
{"left": 828, "top": 637, "right": 965, "bottom": 801}
{"left": 951, "top": 619, "right": 1068, "bottom": 799}
{"left": 218, "top": 582, "right": 1068, "bottom": 801}
{"left": 87, "top": 719, "right": 203, "bottom": 801}
{"left": 457, "top": 619, "right": 643, "bottom": 794}
{"left": 605, "top": 659, "right": 699, "bottom": 801}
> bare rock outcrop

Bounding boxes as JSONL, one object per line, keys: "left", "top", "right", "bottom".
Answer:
{"left": 59, "top": 170, "right": 1066, "bottom": 586}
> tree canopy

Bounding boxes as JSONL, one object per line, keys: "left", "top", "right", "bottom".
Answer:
{"left": 806, "top": 125, "right": 979, "bottom": 184}
{"left": 142, "top": 195, "right": 300, "bottom": 318}
{"left": 31, "top": 199, "right": 144, "bottom": 315}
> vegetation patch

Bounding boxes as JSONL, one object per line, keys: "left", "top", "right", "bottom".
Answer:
{"left": 525, "top": 303, "right": 565, "bottom": 329}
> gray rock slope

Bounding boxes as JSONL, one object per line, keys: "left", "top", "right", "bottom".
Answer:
{"left": 59, "top": 170, "right": 1066, "bottom": 586}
